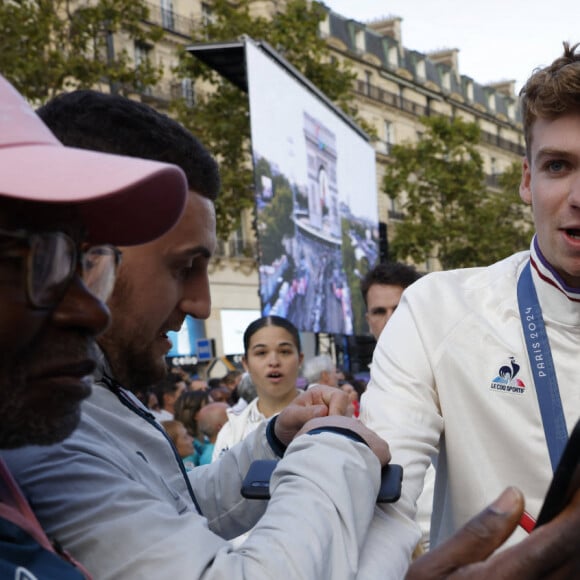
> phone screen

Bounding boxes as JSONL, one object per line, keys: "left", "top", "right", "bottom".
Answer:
{"left": 535, "top": 418, "right": 580, "bottom": 528}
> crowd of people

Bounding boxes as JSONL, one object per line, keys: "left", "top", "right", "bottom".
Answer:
{"left": 2, "top": 41, "right": 580, "bottom": 579}
{"left": 145, "top": 321, "right": 366, "bottom": 469}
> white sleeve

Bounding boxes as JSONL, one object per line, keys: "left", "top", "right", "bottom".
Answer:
{"left": 189, "top": 423, "right": 273, "bottom": 539}
{"left": 211, "top": 419, "right": 233, "bottom": 462}
{"left": 359, "top": 288, "right": 443, "bottom": 566}
{"left": 214, "top": 431, "right": 383, "bottom": 580}
{"left": 3, "top": 427, "right": 383, "bottom": 580}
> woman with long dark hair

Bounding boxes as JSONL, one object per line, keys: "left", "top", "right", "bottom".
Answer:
{"left": 212, "top": 315, "right": 303, "bottom": 460}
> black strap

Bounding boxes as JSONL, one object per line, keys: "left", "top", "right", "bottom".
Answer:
{"left": 306, "top": 426, "right": 368, "bottom": 446}
{"left": 265, "top": 416, "right": 287, "bottom": 457}
{"left": 100, "top": 374, "right": 202, "bottom": 514}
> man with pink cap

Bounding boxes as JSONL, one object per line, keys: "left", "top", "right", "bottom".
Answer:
{"left": 3, "top": 76, "right": 580, "bottom": 580}
{"left": 0, "top": 74, "right": 187, "bottom": 577}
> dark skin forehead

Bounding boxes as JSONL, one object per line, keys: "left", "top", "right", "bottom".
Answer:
{"left": 0, "top": 198, "right": 83, "bottom": 239}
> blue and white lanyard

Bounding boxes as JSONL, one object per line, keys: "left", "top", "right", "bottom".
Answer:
{"left": 517, "top": 261, "right": 568, "bottom": 471}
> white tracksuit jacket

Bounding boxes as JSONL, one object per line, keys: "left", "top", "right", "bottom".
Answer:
{"left": 362, "top": 236, "right": 580, "bottom": 550}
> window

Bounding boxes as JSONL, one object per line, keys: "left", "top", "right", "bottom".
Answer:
{"left": 230, "top": 228, "right": 245, "bottom": 256}
{"left": 415, "top": 59, "right": 426, "bottom": 80}
{"left": 201, "top": 2, "right": 214, "bottom": 27}
{"left": 134, "top": 42, "right": 150, "bottom": 69}
{"left": 388, "top": 45, "right": 398, "bottom": 68}
{"left": 319, "top": 14, "right": 330, "bottom": 37}
{"left": 355, "top": 28, "right": 365, "bottom": 53}
{"left": 180, "top": 78, "right": 194, "bottom": 106}
{"left": 465, "top": 79, "right": 474, "bottom": 101}
{"left": 160, "top": 0, "right": 174, "bottom": 30}
{"left": 385, "top": 120, "right": 393, "bottom": 148}
{"left": 441, "top": 70, "right": 450, "bottom": 91}
{"left": 134, "top": 42, "right": 153, "bottom": 94}
{"left": 378, "top": 120, "right": 394, "bottom": 155}
{"left": 365, "top": 70, "right": 372, "bottom": 96}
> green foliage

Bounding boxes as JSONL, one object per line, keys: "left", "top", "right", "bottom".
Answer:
{"left": 172, "top": 0, "right": 360, "bottom": 239}
{"left": 0, "top": 0, "right": 164, "bottom": 102}
{"left": 341, "top": 218, "right": 369, "bottom": 334}
{"left": 484, "top": 160, "right": 534, "bottom": 259}
{"left": 173, "top": 82, "right": 254, "bottom": 241}
{"left": 256, "top": 167, "right": 295, "bottom": 264}
{"left": 384, "top": 116, "right": 534, "bottom": 269}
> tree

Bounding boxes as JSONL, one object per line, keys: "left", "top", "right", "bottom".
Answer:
{"left": 341, "top": 218, "right": 369, "bottom": 334}
{"left": 383, "top": 116, "right": 534, "bottom": 269}
{"left": 477, "top": 160, "right": 534, "bottom": 263}
{"left": 172, "top": 0, "right": 359, "bottom": 239}
{"left": 0, "top": 0, "right": 164, "bottom": 102}
{"left": 257, "top": 167, "right": 295, "bottom": 265}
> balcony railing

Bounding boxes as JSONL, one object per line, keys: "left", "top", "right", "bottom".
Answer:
{"left": 480, "top": 130, "right": 525, "bottom": 156}
{"left": 354, "top": 79, "right": 525, "bottom": 156}
{"left": 354, "top": 80, "right": 428, "bottom": 117}
{"left": 214, "top": 238, "right": 258, "bottom": 260}
{"left": 388, "top": 209, "right": 405, "bottom": 221}
{"left": 485, "top": 173, "right": 501, "bottom": 188}
{"left": 375, "top": 141, "right": 392, "bottom": 155}
{"left": 144, "top": 2, "right": 195, "bottom": 37}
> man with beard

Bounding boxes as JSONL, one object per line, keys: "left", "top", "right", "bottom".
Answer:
{"left": 0, "top": 74, "right": 188, "bottom": 577}
{"left": 1, "top": 89, "right": 397, "bottom": 579}
{"left": 5, "top": 88, "right": 580, "bottom": 580}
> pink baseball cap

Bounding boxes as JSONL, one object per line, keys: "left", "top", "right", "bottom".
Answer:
{"left": 0, "top": 75, "right": 188, "bottom": 245}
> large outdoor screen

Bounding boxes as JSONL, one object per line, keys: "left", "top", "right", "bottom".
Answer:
{"left": 246, "top": 40, "right": 378, "bottom": 335}
{"left": 220, "top": 308, "right": 261, "bottom": 355}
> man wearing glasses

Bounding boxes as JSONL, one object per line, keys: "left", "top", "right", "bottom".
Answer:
{"left": 0, "top": 74, "right": 187, "bottom": 577}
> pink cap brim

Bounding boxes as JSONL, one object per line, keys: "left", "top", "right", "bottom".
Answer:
{"left": 0, "top": 144, "right": 187, "bottom": 246}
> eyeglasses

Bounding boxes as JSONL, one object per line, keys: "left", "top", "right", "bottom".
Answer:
{"left": 0, "top": 227, "right": 122, "bottom": 309}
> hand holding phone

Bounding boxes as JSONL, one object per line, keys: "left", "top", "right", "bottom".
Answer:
{"left": 241, "top": 459, "right": 403, "bottom": 502}
{"left": 534, "top": 417, "right": 580, "bottom": 528}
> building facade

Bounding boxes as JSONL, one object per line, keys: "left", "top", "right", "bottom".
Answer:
{"left": 111, "top": 0, "right": 526, "bottom": 363}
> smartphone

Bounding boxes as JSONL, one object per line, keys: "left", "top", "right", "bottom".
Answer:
{"left": 241, "top": 459, "right": 403, "bottom": 502}
{"left": 535, "top": 417, "right": 580, "bottom": 528}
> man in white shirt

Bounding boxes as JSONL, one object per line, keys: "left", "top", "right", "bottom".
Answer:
{"left": 362, "top": 41, "right": 580, "bottom": 557}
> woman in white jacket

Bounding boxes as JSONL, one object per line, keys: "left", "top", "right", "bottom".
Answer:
{"left": 213, "top": 315, "right": 303, "bottom": 461}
